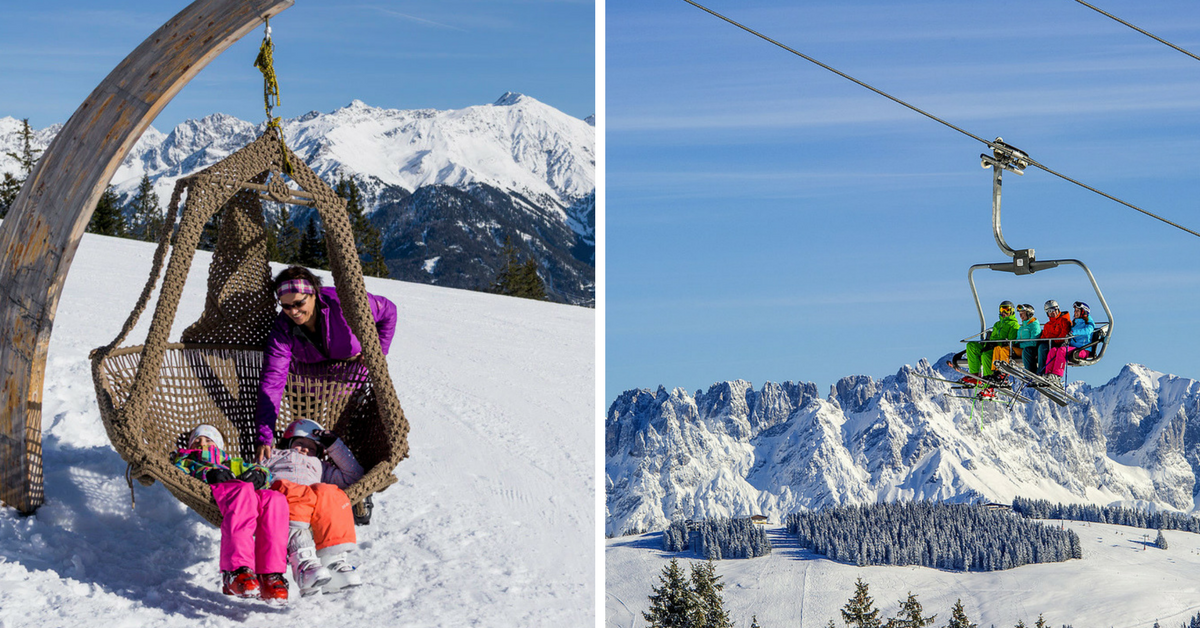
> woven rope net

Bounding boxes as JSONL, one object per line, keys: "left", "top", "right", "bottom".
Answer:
{"left": 90, "top": 127, "right": 409, "bottom": 526}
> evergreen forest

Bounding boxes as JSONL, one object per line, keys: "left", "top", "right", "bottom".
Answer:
{"left": 1012, "top": 497, "right": 1200, "bottom": 533}
{"left": 785, "top": 501, "right": 1081, "bottom": 571}
{"left": 663, "top": 517, "right": 773, "bottom": 560}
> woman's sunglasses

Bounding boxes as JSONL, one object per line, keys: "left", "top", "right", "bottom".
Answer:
{"left": 279, "top": 295, "right": 310, "bottom": 311}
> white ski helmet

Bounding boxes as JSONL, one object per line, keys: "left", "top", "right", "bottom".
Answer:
{"left": 281, "top": 419, "right": 324, "bottom": 449}
{"left": 187, "top": 424, "right": 225, "bottom": 450}
{"left": 1044, "top": 300, "right": 1060, "bottom": 313}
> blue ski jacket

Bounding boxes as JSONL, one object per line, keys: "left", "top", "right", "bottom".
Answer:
{"left": 1068, "top": 315, "right": 1094, "bottom": 348}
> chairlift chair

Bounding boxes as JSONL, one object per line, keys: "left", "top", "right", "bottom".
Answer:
{"left": 948, "top": 140, "right": 1113, "bottom": 405}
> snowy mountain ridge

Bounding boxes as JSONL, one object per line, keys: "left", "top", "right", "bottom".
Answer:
{"left": 605, "top": 357, "right": 1200, "bottom": 536}
{"left": 2, "top": 93, "right": 594, "bottom": 214}
{"left": 2, "top": 94, "right": 598, "bottom": 305}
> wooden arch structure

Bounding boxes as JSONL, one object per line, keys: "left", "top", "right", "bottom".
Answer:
{"left": 0, "top": 0, "right": 293, "bottom": 513}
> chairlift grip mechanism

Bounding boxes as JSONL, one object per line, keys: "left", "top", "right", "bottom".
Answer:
{"left": 981, "top": 138, "right": 1036, "bottom": 269}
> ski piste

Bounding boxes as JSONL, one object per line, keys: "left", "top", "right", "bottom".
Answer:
{"left": 992, "top": 360, "right": 1081, "bottom": 407}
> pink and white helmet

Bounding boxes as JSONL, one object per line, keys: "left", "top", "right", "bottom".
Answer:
{"left": 281, "top": 419, "right": 323, "bottom": 449}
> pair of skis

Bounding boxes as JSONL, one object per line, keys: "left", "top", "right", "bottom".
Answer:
{"left": 915, "top": 360, "right": 1080, "bottom": 410}
{"left": 915, "top": 364, "right": 1031, "bottom": 406}
{"left": 992, "top": 360, "right": 1081, "bottom": 407}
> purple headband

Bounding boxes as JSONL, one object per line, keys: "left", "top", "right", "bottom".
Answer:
{"left": 276, "top": 279, "right": 316, "bottom": 298}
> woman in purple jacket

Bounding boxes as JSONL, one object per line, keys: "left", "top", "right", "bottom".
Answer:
{"left": 255, "top": 266, "right": 397, "bottom": 462}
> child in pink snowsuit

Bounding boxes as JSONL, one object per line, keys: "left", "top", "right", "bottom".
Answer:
{"left": 266, "top": 419, "right": 365, "bottom": 596}
{"left": 171, "top": 424, "right": 290, "bottom": 601}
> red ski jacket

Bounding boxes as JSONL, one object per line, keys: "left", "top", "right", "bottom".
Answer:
{"left": 1040, "top": 312, "right": 1072, "bottom": 347}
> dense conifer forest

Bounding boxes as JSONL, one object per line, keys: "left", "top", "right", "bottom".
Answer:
{"left": 662, "top": 517, "right": 773, "bottom": 560}
{"left": 1012, "top": 497, "right": 1200, "bottom": 533}
{"left": 785, "top": 502, "right": 1081, "bottom": 571}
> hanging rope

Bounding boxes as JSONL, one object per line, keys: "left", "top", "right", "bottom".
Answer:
{"left": 253, "top": 17, "right": 294, "bottom": 176}
{"left": 681, "top": 0, "right": 1200, "bottom": 240}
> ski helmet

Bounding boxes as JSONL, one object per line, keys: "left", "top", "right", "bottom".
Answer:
{"left": 1073, "top": 301, "right": 1090, "bottom": 314}
{"left": 187, "top": 424, "right": 225, "bottom": 451}
{"left": 1044, "top": 300, "right": 1060, "bottom": 313}
{"left": 281, "top": 419, "right": 324, "bottom": 451}
{"left": 1017, "top": 303, "right": 1035, "bottom": 315}
{"left": 999, "top": 300, "right": 1015, "bottom": 316}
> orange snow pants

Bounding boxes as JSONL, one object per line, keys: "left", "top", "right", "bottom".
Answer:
{"left": 271, "top": 479, "right": 356, "bottom": 550}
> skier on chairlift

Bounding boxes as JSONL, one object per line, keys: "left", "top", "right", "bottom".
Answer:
{"left": 1067, "top": 301, "right": 1095, "bottom": 361}
{"left": 1037, "top": 300, "right": 1073, "bottom": 384}
{"left": 962, "top": 300, "right": 1020, "bottom": 386}
{"left": 1013, "top": 303, "right": 1042, "bottom": 373}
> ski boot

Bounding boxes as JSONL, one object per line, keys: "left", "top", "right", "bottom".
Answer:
{"left": 258, "top": 573, "right": 289, "bottom": 602}
{"left": 319, "top": 550, "right": 362, "bottom": 592}
{"left": 222, "top": 566, "right": 260, "bottom": 598}
{"left": 288, "top": 527, "right": 332, "bottom": 597}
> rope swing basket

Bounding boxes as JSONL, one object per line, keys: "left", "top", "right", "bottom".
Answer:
{"left": 90, "top": 126, "right": 409, "bottom": 526}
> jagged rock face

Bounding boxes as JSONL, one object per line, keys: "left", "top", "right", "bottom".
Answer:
{"left": 605, "top": 357, "right": 1200, "bottom": 536}
{"left": 0, "top": 93, "right": 596, "bottom": 305}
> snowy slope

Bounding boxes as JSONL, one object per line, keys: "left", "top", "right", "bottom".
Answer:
{"left": 607, "top": 522, "right": 1200, "bottom": 628}
{"left": 606, "top": 360, "right": 1200, "bottom": 536}
{"left": 0, "top": 231, "right": 594, "bottom": 626}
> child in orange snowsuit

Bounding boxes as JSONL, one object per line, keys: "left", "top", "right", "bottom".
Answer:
{"left": 265, "top": 419, "right": 364, "bottom": 595}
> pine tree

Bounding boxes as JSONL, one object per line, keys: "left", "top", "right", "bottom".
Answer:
{"left": 1156, "top": 529, "right": 1168, "bottom": 550}
{"left": 335, "top": 175, "right": 388, "bottom": 277}
{"left": 884, "top": 593, "right": 935, "bottom": 628}
{"left": 842, "top": 578, "right": 881, "bottom": 628}
{"left": 0, "top": 172, "right": 22, "bottom": 218}
{"left": 643, "top": 559, "right": 694, "bottom": 628}
{"left": 491, "top": 237, "right": 547, "bottom": 300}
{"left": 1, "top": 118, "right": 41, "bottom": 218}
{"left": 87, "top": 185, "right": 126, "bottom": 236}
{"left": 750, "top": 615, "right": 761, "bottom": 628}
{"left": 1034, "top": 615, "right": 1047, "bottom": 628}
{"left": 690, "top": 560, "right": 732, "bottom": 628}
{"left": 198, "top": 208, "right": 222, "bottom": 251}
{"left": 128, "top": 174, "right": 162, "bottom": 242}
{"left": 296, "top": 216, "right": 328, "bottom": 269}
{"left": 6, "top": 118, "right": 41, "bottom": 175}
{"left": 945, "top": 599, "right": 977, "bottom": 628}
{"left": 273, "top": 204, "right": 302, "bottom": 264}
{"left": 1014, "top": 620, "right": 1026, "bottom": 628}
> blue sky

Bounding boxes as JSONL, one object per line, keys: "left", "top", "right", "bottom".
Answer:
{"left": 0, "top": 0, "right": 595, "bottom": 130}
{"left": 606, "top": 0, "right": 1200, "bottom": 404}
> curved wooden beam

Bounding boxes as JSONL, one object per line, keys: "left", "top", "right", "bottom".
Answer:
{"left": 0, "top": 0, "right": 293, "bottom": 513}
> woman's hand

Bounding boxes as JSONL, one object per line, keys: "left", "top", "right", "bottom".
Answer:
{"left": 256, "top": 443, "right": 273, "bottom": 463}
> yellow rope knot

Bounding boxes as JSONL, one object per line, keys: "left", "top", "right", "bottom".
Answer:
{"left": 254, "top": 18, "right": 293, "bottom": 176}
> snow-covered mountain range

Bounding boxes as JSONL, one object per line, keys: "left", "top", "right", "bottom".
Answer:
{"left": 0, "top": 93, "right": 595, "bottom": 304}
{"left": 605, "top": 356, "right": 1200, "bottom": 536}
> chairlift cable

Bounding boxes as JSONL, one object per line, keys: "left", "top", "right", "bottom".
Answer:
{"left": 1074, "top": 0, "right": 1200, "bottom": 64}
{"left": 681, "top": 0, "right": 1200, "bottom": 240}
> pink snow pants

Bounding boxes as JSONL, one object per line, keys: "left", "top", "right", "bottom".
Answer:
{"left": 211, "top": 481, "right": 289, "bottom": 574}
{"left": 1044, "top": 346, "right": 1068, "bottom": 377}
